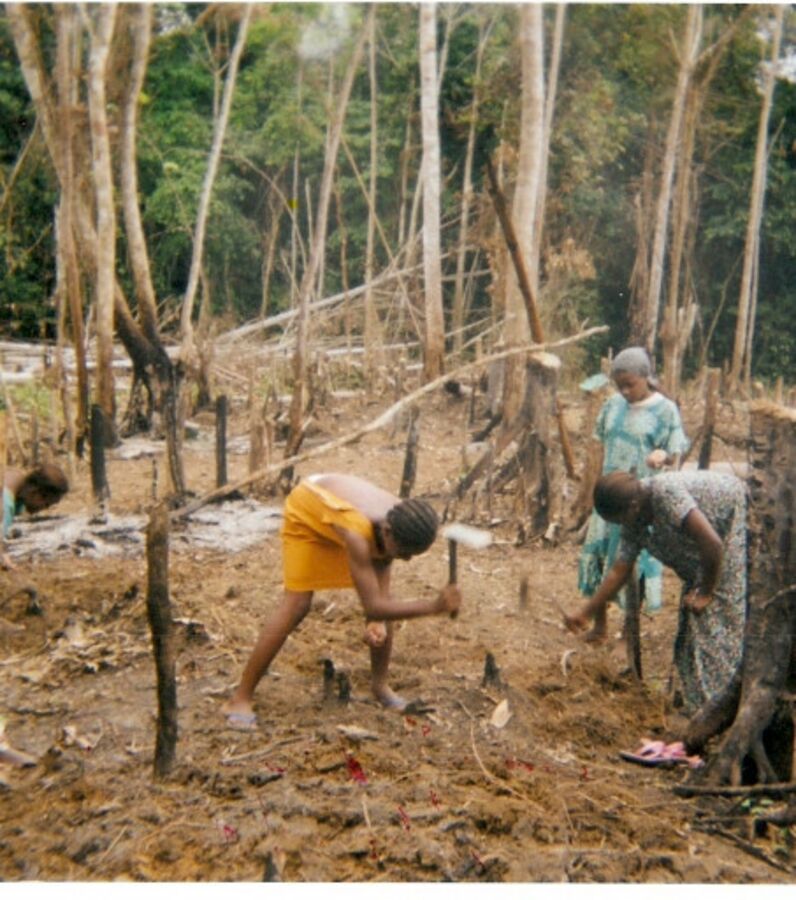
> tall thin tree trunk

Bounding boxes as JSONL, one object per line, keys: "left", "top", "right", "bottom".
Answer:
{"left": 639, "top": 5, "right": 702, "bottom": 357}
{"left": 364, "top": 5, "right": 379, "bottom": 380}
{"left": 730, "top": 6, "right": 783, "bottom": 387}
{"left": 533, "top": 3, "right": 565, "bottom": 254}
{"left": 120, "top": 3, "right": 186, "bottom": 494}
{"left": 452, "top": 16, "right": 490, "bottom": 355}
{"left": 502, "top": 4, "right": 544, "bottom": 424}
{"left": 54, "top": 5, "right": 89, "bottom": 444}
{"left": 419, "top": 3, "right": 444, "bottom": 381}
{"left": 179, "top": 6, "right": 251, "bottom": 347}
{"left": 286, "top": 22, "right": 368, "bottom": 457}
{"left": 84, "top": 3, "right": 118, "bottom": 442}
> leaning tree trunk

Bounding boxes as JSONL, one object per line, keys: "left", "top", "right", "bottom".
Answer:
{"left": 686, "top": 402, "right": 796, "bottom": 785}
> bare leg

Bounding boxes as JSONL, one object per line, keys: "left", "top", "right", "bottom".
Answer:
{"left": 369, "top": 622, "right": 407, "bottom": 710}
{"left": 224, "top": 590, "right": 313, "bottom": 718}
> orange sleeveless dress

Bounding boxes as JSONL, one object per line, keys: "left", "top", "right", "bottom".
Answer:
{"left": 281, "top": 480, "right": 376, "bottom": 591}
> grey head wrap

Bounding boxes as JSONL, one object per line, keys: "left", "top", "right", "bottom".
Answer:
{"left": 611, "top": 347, "right": 652, "bottom": 378}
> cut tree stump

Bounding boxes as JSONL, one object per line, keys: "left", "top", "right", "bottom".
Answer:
{"left": 686, "top": 402, "right": 796, "bottom": 786}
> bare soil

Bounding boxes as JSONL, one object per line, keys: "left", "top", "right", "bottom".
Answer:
{"left": 1, "top": 377, "right": 792, "bottom": 884}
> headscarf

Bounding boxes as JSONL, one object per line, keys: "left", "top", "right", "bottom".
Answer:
{"left": 611, "top": 347, "right": 652, "bottom": 379}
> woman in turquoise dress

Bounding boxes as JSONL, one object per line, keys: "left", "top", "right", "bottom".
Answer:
{"left": 577, "top": 347, "right": 689, "bottom": 641}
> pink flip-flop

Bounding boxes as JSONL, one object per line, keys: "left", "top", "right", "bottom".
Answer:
{"left": 619, "top": 738, "right": 704, "bottom": 769}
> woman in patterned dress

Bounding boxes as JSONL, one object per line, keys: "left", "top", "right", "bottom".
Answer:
{"left": 566, "top": 469, "right": 748, "bottom": 712}
{"left": 577, "top": 347, "right": 689, "bottom": 641}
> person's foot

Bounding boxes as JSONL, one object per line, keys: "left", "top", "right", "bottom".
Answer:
{"left": 372, "top": 684, "right": 408, "bottom": 710}
{"left": 221, "top": 698, "right": 258, "bottom": 730}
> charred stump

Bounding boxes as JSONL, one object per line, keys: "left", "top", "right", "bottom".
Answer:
{"left": 146, "top": 502, "right": 178, "bottom": 778}
{"left": 687, "top": 403, "right": 796, "bottom": 785}
{"left": 495, "top": 352, "right": 561, "bottom": 537}
{"left": 399, "top": 406, "right": 420, "bottom": 499}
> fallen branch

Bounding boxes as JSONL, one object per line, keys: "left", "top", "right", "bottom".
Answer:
{"left": 673, "top": 781, "right": 796, "bottom": 798}
{"left": 693, "top": 823, "right": 793, "bottom": 874}
{"left": 172, "top": 325, "right": 608, "bottom": 520}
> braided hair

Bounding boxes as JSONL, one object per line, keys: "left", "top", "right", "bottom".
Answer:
{"left": 386, "top": 498, "right": 439, "bottom": 556}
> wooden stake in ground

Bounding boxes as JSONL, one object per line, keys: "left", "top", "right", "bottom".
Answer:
{"left": 90, "top": 404, "right": 110, "bottom": 509}
{"left": 215, "top": 394, "right": 228, "bottom": 488}
{"left": 399, "top": 406, "right": 420, "bottom": 499}
{"left": 623, "top": 570, "right": 642, "bottom": 681}
{"left": 146, "top": 502, "right": 177, "bottom": 779}
{"left": 698, "top": 368, "right": 720, "bottom": 470}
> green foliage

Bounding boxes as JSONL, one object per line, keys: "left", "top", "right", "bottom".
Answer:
{"left": 0, "top": 2, "right": 793, "bottom": 387}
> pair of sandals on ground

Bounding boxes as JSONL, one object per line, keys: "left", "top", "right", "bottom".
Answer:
{"left": 620, "top": 737, "right": 704, "bottom": 769}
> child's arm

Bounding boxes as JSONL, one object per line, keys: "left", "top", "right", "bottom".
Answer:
{"left": 342, "top": 529, "right": 459, "bottom": 620}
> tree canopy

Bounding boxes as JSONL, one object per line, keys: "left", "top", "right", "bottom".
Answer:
{"left": 1, "top": 2, "right": 794, "bottom": 383}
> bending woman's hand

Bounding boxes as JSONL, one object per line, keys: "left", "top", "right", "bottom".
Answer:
{"left": 563, "top": 610, "right": 589, "bottom": 634}
{"left": 683, "top": 590, "right": 713, "bottom": 613}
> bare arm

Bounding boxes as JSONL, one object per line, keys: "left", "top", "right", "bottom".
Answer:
{"left": 341, "top": 529, "right": 456, "bottom": 620}
{"left": 681, "top": 507, "right": 723, "bottom": 612}
{"left": 565, "top": 558, "right": 634, "bottom": 632}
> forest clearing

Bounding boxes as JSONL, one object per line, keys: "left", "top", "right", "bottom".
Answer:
{"left": 1, "top": 341, "right": 794, "bottom": 884}
{"left": 1, "top": 1, "right": 795, "bottom": 886}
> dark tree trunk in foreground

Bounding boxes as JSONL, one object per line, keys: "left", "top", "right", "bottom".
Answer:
{"left": 686, "top": 402, "right": 796, "bottom": 786}
{"left": 146, "top": 502, "right": 178, "bottom": 778}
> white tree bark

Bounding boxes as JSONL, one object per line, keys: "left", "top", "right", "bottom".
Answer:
{"left": 286, "top": 20, "right": 369, "bottom": 455}
{"left": 364, "top": 5, "right": 379, "bottom": 377}
{"left": 84, "top": 3, "right": 118, "bottom": 426}
{"left": 502, "top": 4, "right": 545, "bottom": 422}
{"left": 419, "top": 2, "right": 445, "bottom": 380}
{"left": 640, "top": 5, "right": 702, "bottom": 357}
{"left": 120, "top": 4, "right": 159, "bottom": 341}
{"left": 730, "top": 6, "right": 784, "bottom": 386}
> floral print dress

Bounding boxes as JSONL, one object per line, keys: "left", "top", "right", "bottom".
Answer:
{"left": 616, "top": 471, "right": 747, "bottom": 711}
{"left": 578, "top": 392, "right": 689, "bottom": 610}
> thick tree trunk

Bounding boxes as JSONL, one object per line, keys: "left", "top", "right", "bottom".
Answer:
{"left": 502, "top": 4, "right": 544, "bottom": 423}
{"left": 686, "top": 403, "right": 796, "bottom": 785}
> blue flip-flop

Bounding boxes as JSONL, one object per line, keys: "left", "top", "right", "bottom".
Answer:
{"left": 225, "top": 711, "right": 258, "bottom": 731}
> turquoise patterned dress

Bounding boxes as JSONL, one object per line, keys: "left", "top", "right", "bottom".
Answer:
{"left": 3, "top": 486, "right": 19, "bottom": 539}
{"left": 578, "top": 392, "right": 689, "bottom": 611}
{"left": 616, "top": 472, "right": 747, "bottom": 710}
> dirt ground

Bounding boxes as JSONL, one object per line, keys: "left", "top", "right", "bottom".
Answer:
{"left": 0, "top": 367, "right": 792, "bottom": 884}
